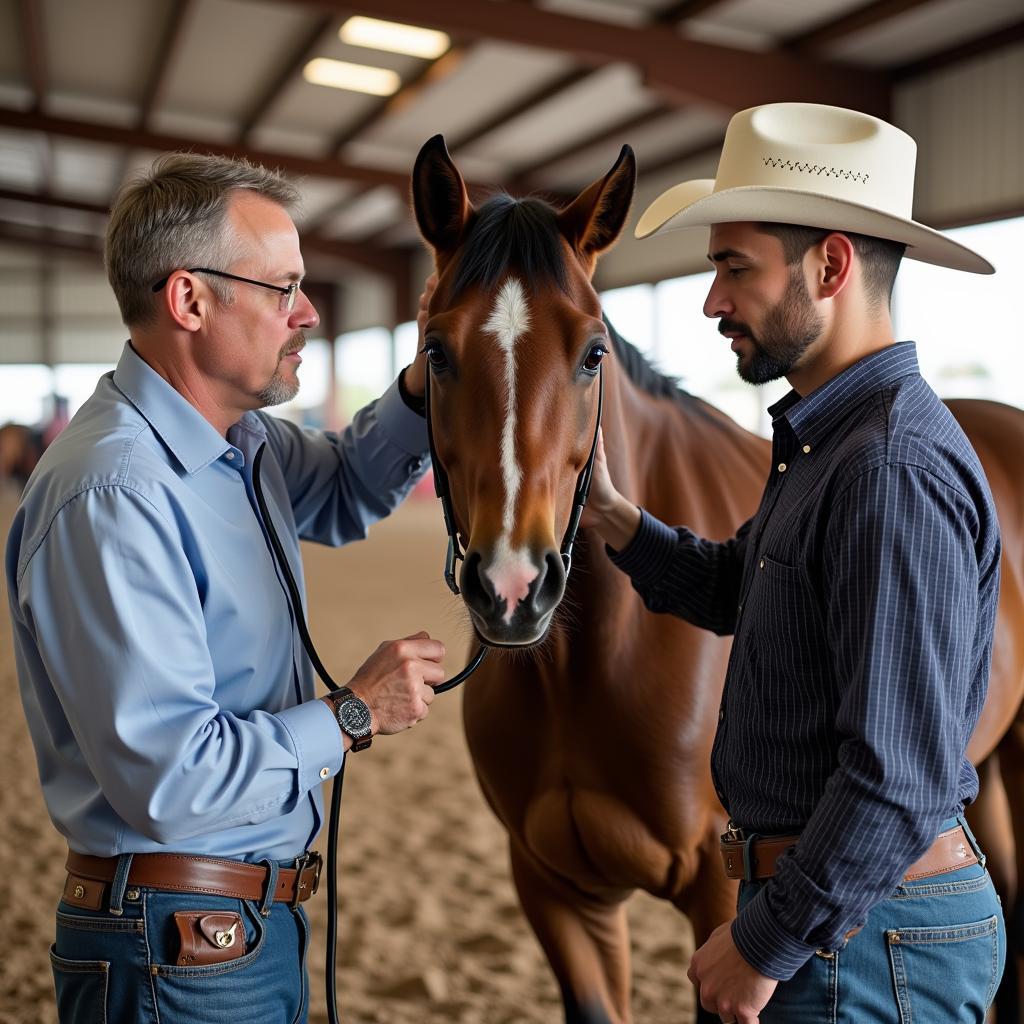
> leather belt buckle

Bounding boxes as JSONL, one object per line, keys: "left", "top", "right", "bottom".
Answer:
{"left": 292, "top": 851, "right": 322, "bottom": 908}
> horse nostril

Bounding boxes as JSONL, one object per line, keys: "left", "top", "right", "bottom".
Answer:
{"left": 528, "top": 549, "right": 566, "bottom": 616}
{"left": 460, "top": 550, "right": 496, "bottom": 615}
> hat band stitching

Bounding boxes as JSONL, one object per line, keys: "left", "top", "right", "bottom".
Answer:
{"left": 762, "top": 156, "right": 870, "bottom": 184}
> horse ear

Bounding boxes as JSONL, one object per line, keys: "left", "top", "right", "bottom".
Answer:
{"left": 412, "top": 134, "right": 471, "bottom": 255}
{"left": 557, "top": 145, "right": 636, "bottom": 265}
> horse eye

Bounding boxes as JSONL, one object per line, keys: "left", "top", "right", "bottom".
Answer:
{"left": 583, "top": 345, "right": 608, "bottom": 372}
{"left": 425, "top": 345, "right": 449, "bottom": 370}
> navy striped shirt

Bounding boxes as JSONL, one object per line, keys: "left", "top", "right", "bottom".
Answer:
{"left": 610, "top": 342, "right": 1001, "bottom": 979}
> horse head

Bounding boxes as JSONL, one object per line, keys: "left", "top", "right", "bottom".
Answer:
{"left": 412, "top": 135, "right": 636, "bottom": 647}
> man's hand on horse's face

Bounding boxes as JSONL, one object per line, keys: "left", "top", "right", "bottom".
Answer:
{"left": 405, "top": 272, "right": 439, "bottom": 398}
{"left": 687, "top": 920, "right": 777, "bottom": 1024}
{"left": 579, "top": 430, "right": 641, "bottom": 551}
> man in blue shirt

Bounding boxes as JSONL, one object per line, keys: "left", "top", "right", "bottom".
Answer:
{"left": 583, "top": 104, "right": 1004, "bottom": 1022}
{"left": 5, "top": 153, "right": 444, "bottom": 1023}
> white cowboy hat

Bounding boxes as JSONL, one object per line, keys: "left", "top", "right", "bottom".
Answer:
{"left": 635, "top": 102, "right": 993, "bottom": 274}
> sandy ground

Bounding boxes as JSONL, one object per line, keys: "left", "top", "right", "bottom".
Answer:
{"left": 0, "top": 485, "right": 695, "bottom": 1024}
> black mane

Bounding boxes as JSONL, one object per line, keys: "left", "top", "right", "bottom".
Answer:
{"left": 451, "top": 193, "right": 569, "bottom": 298}
{"left": 451, "top": 193, "right": 715, "bottom": 420}
{"left": 604, "top": 316, "right": 722, "bottom": 422}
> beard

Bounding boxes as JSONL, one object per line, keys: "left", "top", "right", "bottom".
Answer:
{"left": 256, "top": 333, "right": 304, "bottom": 407}
{"left": 721, "top": 269, "right": 824, "bottom": 385}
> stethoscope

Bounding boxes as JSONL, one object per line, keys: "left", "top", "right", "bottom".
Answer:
{"left": 250, "top": 361, "right": 602, "bottom": 1023}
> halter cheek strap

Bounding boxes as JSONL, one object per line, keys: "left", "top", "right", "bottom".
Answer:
{"left": 423, "top": 362, "right": 465, "bottom": 597}
{"left": 560, "top": 365, "right": 604, "bottom": 576}
{"left": 424, "top": 362, "right": 604, "bottom": 589}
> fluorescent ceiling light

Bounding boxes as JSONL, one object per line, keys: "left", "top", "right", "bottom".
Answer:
{"left": 303, "top": 58, "right": 401, "bottom": 96}
{"left": 339, "top": 16, "right": 450, "bottom": 59}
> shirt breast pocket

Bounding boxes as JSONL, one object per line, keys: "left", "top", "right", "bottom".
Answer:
{"left": 749, "top": 554, "right": 825, "bottom": 681}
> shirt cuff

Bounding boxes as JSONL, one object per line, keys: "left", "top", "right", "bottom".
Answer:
{"left": 276, "top": 698, "right": 346, "bottom": 790}
{"left": 731, "top": 883, "right": 818, "bottom": 981}
{"left": 397, "top": 367, "right": 427, "bottom": 417}
{"left": 375, "top": 377, "right": 430, "bottom": 457}
{"left": 607, "top": 509, "right": 679, "bottom": 588}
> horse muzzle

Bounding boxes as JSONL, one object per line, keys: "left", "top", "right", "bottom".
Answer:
{"left": 460, "top": 547, "right": 565, "bottom": 646}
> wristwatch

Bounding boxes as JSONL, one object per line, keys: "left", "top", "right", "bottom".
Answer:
{"left": 328, "top": 688, "right": 373, "bottom": 752}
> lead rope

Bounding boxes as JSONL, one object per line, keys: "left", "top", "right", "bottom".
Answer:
{"left": 250, "top": 355, "right": 600, "bottom": 1021}
{"left": 251, "top": 440, "right": 485, "bottom": 1024}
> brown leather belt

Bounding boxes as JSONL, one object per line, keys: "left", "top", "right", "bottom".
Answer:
{"left": 720, "top": 825, "right": 978, "bottom": 883}
{"left": 63, "top": 850, "right": 322, "bottom": 912}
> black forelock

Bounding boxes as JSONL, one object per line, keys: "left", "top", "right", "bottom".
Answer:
{"left": 450, "top": 193, "right": 569, "bottom": 299}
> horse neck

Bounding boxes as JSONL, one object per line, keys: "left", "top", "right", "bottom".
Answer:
{"left": 603, "top": 359, "right": 769, "bottom": 533}
{"left": 530, "top": 359, "right": 771, "bottom": 683}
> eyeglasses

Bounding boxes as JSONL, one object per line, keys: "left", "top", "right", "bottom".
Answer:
{"left": 151, "top": 267, "right": 300, "bottom": 312}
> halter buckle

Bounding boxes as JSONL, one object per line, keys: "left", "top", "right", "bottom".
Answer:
{"left": 444, "top": 536, "right": 462, "bottom": 595}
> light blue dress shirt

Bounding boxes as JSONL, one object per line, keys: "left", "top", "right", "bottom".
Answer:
{"left": 5, "top": 342, "right": 430, "bottom": 862}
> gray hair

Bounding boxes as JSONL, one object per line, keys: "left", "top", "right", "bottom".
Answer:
{"left": 105, "top": 152, "right": 300, "bottom": 327}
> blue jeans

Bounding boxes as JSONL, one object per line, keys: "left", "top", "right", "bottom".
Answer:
{"left": 739, "top": 819, "right": 1006, "bottom": 1023}
{"left": 50, "top": 856, "right": 311, "bottom": 1024}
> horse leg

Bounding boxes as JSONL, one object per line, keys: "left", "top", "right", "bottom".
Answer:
{"left": 674, "top": 826, "right": 739, "bottom": 1024}
{"left": 510, "top": 839, "right": 631, "bottom": 1024}
{"left": 996, "top": 722, "right": 1024, "bottom": 1023}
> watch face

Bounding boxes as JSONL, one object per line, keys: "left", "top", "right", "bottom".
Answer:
{"left": 339, "top": 697, "right": 372, "bottom": 737}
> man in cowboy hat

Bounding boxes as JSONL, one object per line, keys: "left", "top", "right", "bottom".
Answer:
{"left": 582, "top": 102, "right": 1004, "bottom": 1022}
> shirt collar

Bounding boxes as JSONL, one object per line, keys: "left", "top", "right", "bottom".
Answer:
{"left": 112, "top": 341, "right": 242, "bottom": 475}
{"left": 767, "top": 341, "right": 920, "bottom": 447}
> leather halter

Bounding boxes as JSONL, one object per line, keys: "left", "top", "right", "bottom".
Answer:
{"left": 424, "top": 361, "right": 604, "bottom": 595}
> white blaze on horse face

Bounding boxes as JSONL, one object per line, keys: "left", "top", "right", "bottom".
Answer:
{"left": 482, "top": 277, "right": 538, "bottom": 624}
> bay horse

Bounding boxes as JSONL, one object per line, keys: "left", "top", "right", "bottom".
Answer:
{"left": 0, "top": 423, "right": 42, "bottom": 488}
{"left": 410, "top": 134, "right": 1024, "bottom": 1023}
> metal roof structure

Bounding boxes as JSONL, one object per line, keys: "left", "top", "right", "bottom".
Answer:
{"left": 1, "top": 0, "right": 1022, "bottom": 333}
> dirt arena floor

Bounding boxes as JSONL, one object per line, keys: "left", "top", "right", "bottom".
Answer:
{"left": 0, "top": 486, "right": 696, "bottom": 1024}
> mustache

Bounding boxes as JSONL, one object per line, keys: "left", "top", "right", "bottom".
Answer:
{"left": 718, "top": 318, "right": 754, "bottom": 339}
{"left": 279, "top": 332, "right": 306, "bottom": 359}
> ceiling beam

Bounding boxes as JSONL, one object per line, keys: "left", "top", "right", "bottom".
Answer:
{"left": 237, "top": 14, "right": 334, "bottom": 144}
{"left": 893, "top": 15, "right": 1024, "bottom": 80}
{"left": 785, "top": 0, "right": 934, "bottom": 54}
{"left": 0, "top": 185, "right": 417, "bottom": 280}
{"left": 302, "top": 236, "right": 419, "bottom": 325}
{"left": 17, "top": 0, "right": 54, "bottom": 198}
{"left": 301, "top": 186, "right": 373, "bottom": 238}
{"left": 137, "top": 0, "right": 195, "bottom": 128}
{"left": 0, "top": 220, "right": 102, "bottom": 259}
{"left": 301, "top": 234, "right": 415, "bottom": 277}
{"left": 636, "top": 135, "right": 722, "bottom": 181}
{"left": 313, "top": 0, "right": 891, "bottom": 115}
{"left": 0, "top": 188, "right": 109, "bottom": 216}
{"left": 511, "top": 104, "right": 674, "bottom": 189}
{"left": 329, "top": 42, "right": 468, "bottom": 153}
{"left": 448, "top": 0, "right": 717, "bottom": 156}
{"left": 18, "top": 0, "right": 47, "bottom": 112}
{"left": 305, "top": 44, "right": 468, "bottom": 241}
{"left": 111, "top": 0, "right": 197, "bottom": 204}
{"left": 655, "top": 0, "right": 733, "bottom": 23}
{"left": 0, "top": 106, "right": 466, "bottom": 191}
{"left": 450, "top": 65, "right": 594, "bottom": 152}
